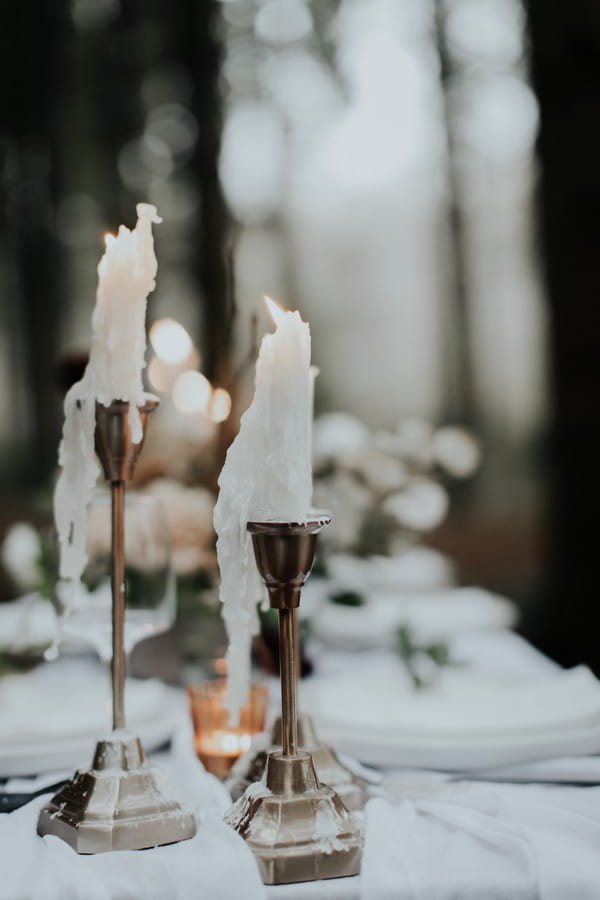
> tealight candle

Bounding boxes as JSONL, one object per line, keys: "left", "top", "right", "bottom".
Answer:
{"left": 188, "top": 680, "right": 268, "bottom": 779}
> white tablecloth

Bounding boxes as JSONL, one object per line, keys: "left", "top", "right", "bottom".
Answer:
{"left": 3, "top": 633, "right": 600, "bottom": 899}
{"left": 0, "top": 721, "right": 266, "bottom": 900}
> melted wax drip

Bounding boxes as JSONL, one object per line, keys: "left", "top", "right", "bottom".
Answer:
{"left": 54, "top": 203, "right": 162, "bottom": 582}
{"left": 214, "top": 305, "right": 312, "bottom": 722}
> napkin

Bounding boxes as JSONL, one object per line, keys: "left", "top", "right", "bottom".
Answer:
{"left": 304, "top": 652, "right": 600, "bottom": 738}
{"left": 362, "top": 782, "right": 600, "bottom": 899}
{"left": 0, "top": 657, "right": 183, "bottom": 781}
{"left": 0, "top": 593, "right": 58, "bottom": 652}
{"left": 302, "top": 643, "right": 600, "bottom": 770}
{"left": 311, "top": 586, "right": 517, "bottom": 649}
{"left": 0, "top": 720, "right": 267, "bottom": 900}
{"left": 327, "top": 548, "right": 456, "bottom": 593}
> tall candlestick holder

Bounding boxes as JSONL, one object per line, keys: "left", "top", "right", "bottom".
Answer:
{"left": 38, "top": 400, "right": 196, "bottom": 853}
{"left": 227, "top": 712, "right": 368, "bottom": 812}
{"left": 224, "top": 517, "right": 363, "bottom": 885}
{"left": 273, "top": 713, "right": 367, "bottom": 809}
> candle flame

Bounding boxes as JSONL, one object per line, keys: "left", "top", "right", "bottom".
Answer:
{"left": 264, "top": 295, "right": 286, "bottom": 329}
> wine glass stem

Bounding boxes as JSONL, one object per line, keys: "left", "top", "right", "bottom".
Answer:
{"left": 111, "top": 479, "right": 126, "bottom": 731}
{"left": 279, "top": 608, "right": 298, "bottom": 757}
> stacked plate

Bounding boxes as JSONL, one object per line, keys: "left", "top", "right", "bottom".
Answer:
{"left": 301, "top": 635, "right": 600, "bottom": 772}
{"left": 0, "top": 658, "right": 184, "bottom": 777}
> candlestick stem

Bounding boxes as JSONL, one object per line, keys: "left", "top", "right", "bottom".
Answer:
{"left": 111, "top": 479, "right": 126, "bottom": 731}
{"left": 279, "top": 608, "right": 298, "bottom": 757}
{"left": 39, "top": 399, "right": 197, "bottom": 852}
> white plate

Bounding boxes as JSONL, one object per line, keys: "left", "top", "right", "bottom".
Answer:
{"left": 302, "top": 640, "right": 600, "bottom": 773}
{"left": 0, "top": 593, "right": 58, "bottom": 653}
{"left": 0, "top": 667, "right": 186, "bottom": 777}
{"left": 312, "top": 587, "right": 518, "bottom": 649}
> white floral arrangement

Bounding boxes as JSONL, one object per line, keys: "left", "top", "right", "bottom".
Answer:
{"left": 312, "top": 413, "right": 480, "bottom": 557}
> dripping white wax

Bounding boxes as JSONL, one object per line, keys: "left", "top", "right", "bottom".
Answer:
{"left": 54, "top": 203, "right": 162, "bottom": 582}
{"left": 214, "top": 299, "right": 312, "bottom": 722}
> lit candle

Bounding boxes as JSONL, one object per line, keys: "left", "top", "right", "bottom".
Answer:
{"left": 54, "top": 203, "right": 162, "bottom": 581}
{"left": 213, "top": 297, "right": 312, "bottom": 720}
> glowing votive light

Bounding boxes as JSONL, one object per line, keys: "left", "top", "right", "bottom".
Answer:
{"left": 172, "top": 370, "right": 211, "bottom": 414}
{"left": 149, "top": 318, "right": 193, "bottom": 365}
{"left": 208, "top": 387, "right": 232, "bottom": 424}
{"left": 188, "top": 680, "right": 267, "bottom": 779}
{"left": 197, "top": 730, "right": 253, "bottom": 756}
{"left": 194, "top": 731, "right": 253, "bottom": 779}
{"left": 147, "top": 356, "right": 171, "bottom": 393}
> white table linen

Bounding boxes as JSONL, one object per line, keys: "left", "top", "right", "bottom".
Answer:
{"left": 0, "top": 720, "right": 266, "bottom": 900}
{"left": 361, "top": 781, "right": 600, "bottom": 900}
{"left": 4, "top": 626, "right": 600, "bottom": 897}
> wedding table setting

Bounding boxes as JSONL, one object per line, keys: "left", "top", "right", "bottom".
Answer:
{"left": 2, "top": 203, "right": 600, "bottom": 899}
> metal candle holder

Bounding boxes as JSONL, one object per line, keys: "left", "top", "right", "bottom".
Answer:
{"left": 274, "top": 713, "right": 367, "bottom": 809}
{"left": 224, "top": 517, "right": 363, "bottom": 885}
{"left": 38, "top": 400, "right": 196, "bottom": 853}
{"left": 227, "top": 714, "right": 368, "bottom": 812}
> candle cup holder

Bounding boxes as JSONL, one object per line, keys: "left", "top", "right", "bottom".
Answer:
{"left": 188, "top": 680, "right": 268, "bottom": 779}
{"left": 224, "top": 518, "right": 363, "bottom": 885}
{"left": 227, "top": 713, "right": 367, "bottom": 810}
{"left": 38, "top": 400, "right": 196, "bottom": 853}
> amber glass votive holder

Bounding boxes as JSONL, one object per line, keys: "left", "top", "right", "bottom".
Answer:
{"left": 188, "top": 680, "right": 268, "bottom": 779}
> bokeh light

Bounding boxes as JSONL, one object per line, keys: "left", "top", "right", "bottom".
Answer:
{"left": 254, "top": 1, "right": 313, "bottom": 45}
{"left": 71, "top": 0, "right": 119, "bottom": 30}
{"left": 172, "top": 370, "right": 212, "bottom": 415}
{"left": 458, "top": 74, "right": 539, "bottom": 164}
{"left": 382, "top": 479, "right": 449, "bottom": 532}
{"left": 144, "top": 103, "right": 198, "bottom": 161}
{"left": 433, "top": 426, "right": 481, "bottom": 478}
{"left": 149, "top": 319, "right": 193, "bottom": 366}
{"left": 208, "top": 387, "right": 232, "bottom": 424}
{"left": 147, "top": 357, "right": 171, "bottom": 393}
{"left": 219, "top": 100, "right": 284, "bottom": 224}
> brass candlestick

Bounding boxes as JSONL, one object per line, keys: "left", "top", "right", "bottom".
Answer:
{"left": 38, "top": 400, "right": 196, "bottom": 853}
{"left": 224, "top": 517, "right": 363, "bottom": 885}
{"left": 227, "top": 714, "right": 368, "bottom": 811}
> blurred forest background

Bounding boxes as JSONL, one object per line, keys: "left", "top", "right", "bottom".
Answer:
{"left": 0, "top": 0, "right": 598, "bottom": 670}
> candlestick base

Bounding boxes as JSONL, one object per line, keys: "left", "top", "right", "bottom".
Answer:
{"left": 224, "top": 750, "right": 363, "bottom": 885}
{"left": 37, "top": 732, "right": 196, "bottom": 853}
{"left": 227, "top": 713, "right": 368, "bottom": 810}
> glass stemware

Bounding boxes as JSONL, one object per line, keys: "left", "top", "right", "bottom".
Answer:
{"left": 53, "top": 491, "right": 175, "bottom": 664}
